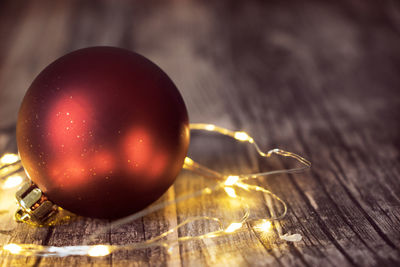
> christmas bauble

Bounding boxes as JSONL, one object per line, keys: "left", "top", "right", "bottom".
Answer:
{"left": 17, "top": 47, "right": 189, "bottom": 219}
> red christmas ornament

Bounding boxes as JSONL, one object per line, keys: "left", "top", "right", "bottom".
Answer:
{"left": 17, "top": 47, "right": 190, "bottom": 219}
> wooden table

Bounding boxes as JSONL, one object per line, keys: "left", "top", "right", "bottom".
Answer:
{"left": 0, "top": 0, "right": 399, "bottom": 266}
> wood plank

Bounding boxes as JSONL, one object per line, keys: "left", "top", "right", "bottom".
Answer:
{"left": 0, "top": 0, "right": 399, "bottom": 266}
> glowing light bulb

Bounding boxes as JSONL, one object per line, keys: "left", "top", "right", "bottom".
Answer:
{"left": 234, "top": 132, "right": 251, "bottom": 142}
{"left": 88, "top": 245, "right": 110, "bottom": 257}
{"left": 235, "top": 182, "right": 250, "bottom": 191}
{"left": 184, "top": 157, "right": 194, "bottom": 166}
{"left": 224, "top": 175, "right": 239, "bottom": 186}
{"left": 0, "top": 153, "right": 19, "bottom": 165}
{"left": 224, "top": 187, "right": 237, "bottom": 198}
{"left": 2, "top": 174, "right": 23, "bottom": 189}
{"left": 204, "top": 124, "right": 215, "bottom": 131}
{"left": 203, "top": 187, "right": 212, "bottom": 194}
{"left": 3, "top": 244, "right": 22, "bottom": 254}
{"left": 254, "top": 220, "right": 271, "bottom": 232}
{"left": 225, "top": 222, "right": 243, "bottom": 233}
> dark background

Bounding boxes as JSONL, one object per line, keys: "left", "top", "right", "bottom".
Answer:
{"left": 0, "top": 0, "right": 399, "bottom": 266}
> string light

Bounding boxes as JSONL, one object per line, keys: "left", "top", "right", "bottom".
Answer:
{"left": 254, "top": 219, "right": 272, "bottom": 232}
{"left": 87, "top": 245, "right": 111, "bottom": 257}
{"left": 233, "top": 131, "right": 253, "bottom": 142}
{"left": 2, "top": 173, "right": 24, "bottom": 189}
{"left": 0, "top": 153, "right": 23, "bottom": 179}
{"left": 0, "top": 153, "right": 19, "bottom": 165}
{"left": 224, "top": 175, "right": 239, "bottom": 186}
{"left": 224, "top": 187, "right": 237, "bottom": 198}
{"left": 3, "top": 244, "right": 22, "bottom": 254}
{"left": 224, "top": 222, "right": 243, "bottom": 233}
{"left": 0, "top": 123, "right": 310, "bottom": 257}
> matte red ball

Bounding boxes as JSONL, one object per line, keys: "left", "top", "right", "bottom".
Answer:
{"left": 17, "top": 47, "right": 190, "bottom": 219}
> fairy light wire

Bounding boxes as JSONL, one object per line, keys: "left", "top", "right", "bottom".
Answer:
{"left": 0, "top": 123, "right": 310, "bottom": 257}
{"left": 187, "top": 123, "right": 311, "bottom": 178}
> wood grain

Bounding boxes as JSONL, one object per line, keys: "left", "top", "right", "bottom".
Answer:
{"left": 0, "top": 0, "right": 399, "bottom": 266}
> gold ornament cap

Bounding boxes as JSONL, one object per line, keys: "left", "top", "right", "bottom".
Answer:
{"left": 15, "top": 181, "right": 58, "bottom": 224}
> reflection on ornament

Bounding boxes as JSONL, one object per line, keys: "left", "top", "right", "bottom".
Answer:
{"left": 1, "top": 123, "right": 310, "bottom": 257}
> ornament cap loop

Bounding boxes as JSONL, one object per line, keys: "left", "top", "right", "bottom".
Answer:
{"left": 15, "top": 181, "right": 58, "bottom": 224}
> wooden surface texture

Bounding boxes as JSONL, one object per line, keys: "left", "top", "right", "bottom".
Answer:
{"left": 0, "top": 0, "right": 400, "bottom": 266}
